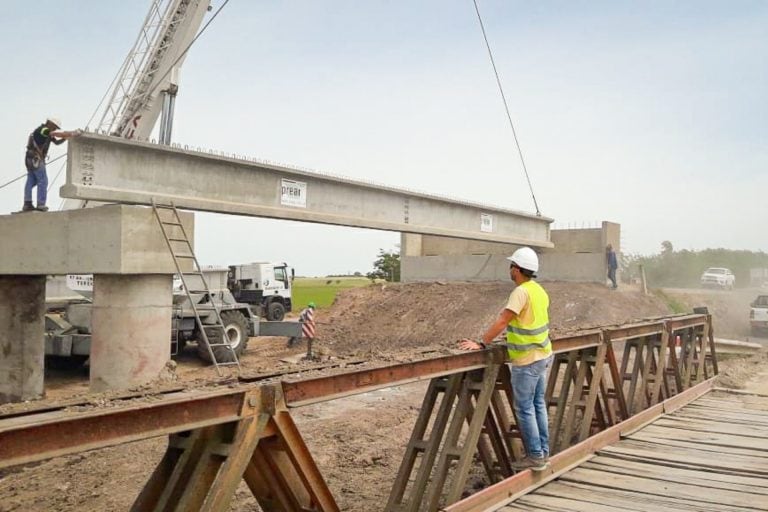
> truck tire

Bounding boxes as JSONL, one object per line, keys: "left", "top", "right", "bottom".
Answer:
{"left": 196, "top": 310, "right": 250, "bottom": 363}
{"left": 267, "top": 301, "right": 286, "bottom": 321}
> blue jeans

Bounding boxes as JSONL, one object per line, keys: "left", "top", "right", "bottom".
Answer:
{"left": 24, "top": 166, "right": 48, "bottom": 205}
{"left": 510, "top": 355, "right": 553, "bottom": 458}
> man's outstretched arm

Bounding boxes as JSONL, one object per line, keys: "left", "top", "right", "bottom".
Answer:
{"left": 458, "top": 308, "right": 515, "bottom": 351}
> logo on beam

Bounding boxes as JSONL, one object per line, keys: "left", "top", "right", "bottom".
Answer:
{"left": 481, "top": 213, "right": 493, "bottom": 233}
{"left": 280, "top": 179, "right": 307, "bottom": 208}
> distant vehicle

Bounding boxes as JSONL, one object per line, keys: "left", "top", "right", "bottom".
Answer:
{"left": 700, "top": 267, "right": 735, "bottom": 290}
{"left": 750, "top": 295, "right": 768, "bottom": 336}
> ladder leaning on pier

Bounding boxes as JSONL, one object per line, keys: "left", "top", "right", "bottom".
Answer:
{"left": 152, "top": 200, "right": 240, "bottom": 375}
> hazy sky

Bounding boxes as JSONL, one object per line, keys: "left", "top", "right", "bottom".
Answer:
{"left": 1, "top": 1, "right": 765, "bottom": 275}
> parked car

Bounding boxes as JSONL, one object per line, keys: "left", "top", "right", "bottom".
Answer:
{"left": 750, "top": 295, "right": 768, "bottom": 336}
{"left": 700, "top": 267, "right": 735, "bottom": 290}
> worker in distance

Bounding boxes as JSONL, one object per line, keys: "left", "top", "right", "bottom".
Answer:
{"left": 23, "top": 117, "right": 82, "bottom": 212}
{"left": 458, "top": 247, "right": 553, "bottom": 472}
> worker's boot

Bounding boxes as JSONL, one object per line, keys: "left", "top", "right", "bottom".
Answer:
{"left": 21, "top": 201, "right": 34, "bottom": 212}
{"left": 36, "top": 204, "right": 49, "bottom": 212}
{"left": 511, "top": 456, "right": 549, "bottom": 472}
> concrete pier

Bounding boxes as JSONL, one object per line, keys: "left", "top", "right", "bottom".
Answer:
{"left": 90, "top": 274, "right": 173, "bottom": 393}
{"left": 0, "top": 276, "right": 46, "bottom": 402}
{"left": 0, "top": 205, "right": 194, "bottom": 402}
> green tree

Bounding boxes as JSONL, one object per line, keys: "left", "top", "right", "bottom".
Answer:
{"left": 367, "top": 248, "right": 401, "bottom": 282}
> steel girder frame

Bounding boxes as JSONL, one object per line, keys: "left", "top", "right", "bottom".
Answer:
{"left": 385, "top": 314, "right": 716, "bottom": 512}
{"left": 442, "top": 314, "right": 717, "bottom": 512}
{"left": 0, "top": 314, "right": 716, "bottom": 512}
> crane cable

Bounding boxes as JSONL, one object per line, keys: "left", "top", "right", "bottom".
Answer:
{"left": 471, "top": 0, "right": 541, "bottom": 216}
{"left": 0, "top": 154, "right": 67, "bottom": 192}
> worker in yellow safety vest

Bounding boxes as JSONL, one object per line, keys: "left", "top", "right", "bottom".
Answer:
{"left": 458, "top": 246, "right": 553, "bottom": 472}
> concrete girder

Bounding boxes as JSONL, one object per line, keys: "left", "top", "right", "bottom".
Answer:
{"left": 62, "top": 133, "right": 553, "bottom": 247}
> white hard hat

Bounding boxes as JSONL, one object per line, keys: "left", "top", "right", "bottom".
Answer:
{"left": 507, "top": 247, "right": 539, "bottom": 273}
{"left": 46, "top": 117, "right": 61, "bottom": 129}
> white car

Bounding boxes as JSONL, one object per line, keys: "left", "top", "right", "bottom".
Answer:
{"left": 700, "top": 267, "right": 735, "bottom": 290}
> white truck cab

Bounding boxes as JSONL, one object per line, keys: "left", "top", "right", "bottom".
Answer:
{"left": 228, "top": 262, "right": 294, "bottom": 321}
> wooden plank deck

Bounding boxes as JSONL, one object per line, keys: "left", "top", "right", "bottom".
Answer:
{"left": 496, "top": 390, "right": 768, "bottom": 512}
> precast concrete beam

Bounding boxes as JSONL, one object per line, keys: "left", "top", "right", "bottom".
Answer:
{"left": 0, "top": 205, "right": 193, "bottom": 275}
{"left": 0, "top": 276, "right": 46, "bottom": 403}
{"left": 90, "top": 274, "right": 172, "bottom": 393}
{"left": 62, "top": 133, "right": 553, "bottom": 247}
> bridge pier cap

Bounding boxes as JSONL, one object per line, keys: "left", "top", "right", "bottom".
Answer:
{"left": 0, "top": 204, "right": 193, "bottom": 275}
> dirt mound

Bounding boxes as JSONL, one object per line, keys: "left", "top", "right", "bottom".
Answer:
{"left": 315, "top": 281, "right": 672, "bottom": 356}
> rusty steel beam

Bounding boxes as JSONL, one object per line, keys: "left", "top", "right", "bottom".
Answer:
{"left": 282, "top": 349, "right": 505, "bottom": 407}
{"left": 0, "top": 389, "right": 245, "bottom": 470}
{"left": 666, "top": 314, "right": 709, "bottom": 331}
{"left": 551, "top": 331, "right": 602, "bottom": 353}
{"left": 441, "top": 376, "right": 716, "bottom": 512}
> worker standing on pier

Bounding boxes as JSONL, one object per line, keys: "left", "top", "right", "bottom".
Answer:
{"left": 22, "top": 117, "right": 80, "bottom": 212}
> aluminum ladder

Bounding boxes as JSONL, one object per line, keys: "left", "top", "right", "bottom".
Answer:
{"left": 152, "top": 200, "right": 240, "bottom": 375}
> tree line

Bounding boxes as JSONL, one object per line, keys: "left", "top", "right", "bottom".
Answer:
{"left": 624, "top": 241, "right": 768, "bottom": 288}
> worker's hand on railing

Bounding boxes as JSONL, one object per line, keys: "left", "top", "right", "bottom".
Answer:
{"left": 457, "top": 338, "right": 485, "bottom": 351}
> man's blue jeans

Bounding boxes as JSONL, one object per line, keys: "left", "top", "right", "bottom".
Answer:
{"left": 24, "top": 166, "right": 48, "bottom": 206}
{"left": 510, "top": 355, "right": 553, "bottom": 459}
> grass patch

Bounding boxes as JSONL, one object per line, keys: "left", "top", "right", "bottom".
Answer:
{"left": 292, "top": 277, "right": 374, "bottom": 309}
{"left": 652, "top": 289, "right": 689, "bottom": 314}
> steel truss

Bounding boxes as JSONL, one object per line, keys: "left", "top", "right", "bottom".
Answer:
{"left": 0, "top": 314, "right": 716, "bottom": 511}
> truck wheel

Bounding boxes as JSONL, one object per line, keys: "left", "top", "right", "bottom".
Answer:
{"left": 196, "top": 310, "right": 250, "bottom": 363}
{"left": 267, "top": 302, "right": 286, "bottom": 321}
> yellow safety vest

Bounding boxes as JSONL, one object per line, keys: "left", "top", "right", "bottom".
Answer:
{"left": 506, "top": 280, "right": 552, "bottom": 361}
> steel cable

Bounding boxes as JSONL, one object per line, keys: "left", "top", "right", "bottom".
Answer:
{"left": 0, "top": 153, "right": 67, "bottom": 192}
{"left": 471, "top": 0, "right": 541, "bottom": 216}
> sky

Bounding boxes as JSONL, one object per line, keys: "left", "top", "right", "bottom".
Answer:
{"left": 0, "top": 1, "right": 766, "bottom": 276}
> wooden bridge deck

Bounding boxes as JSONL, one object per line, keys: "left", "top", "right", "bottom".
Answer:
{"left": 497, "top": 390, "right": 768, "bottom": 512}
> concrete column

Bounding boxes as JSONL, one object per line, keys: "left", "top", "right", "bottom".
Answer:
{"left": 90, "top": 274, "right": 172, "bottom": 393}
{"left": 0, "top": 276, "right": 46, "bottom": 404}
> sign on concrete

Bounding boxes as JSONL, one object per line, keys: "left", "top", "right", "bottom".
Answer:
{"left": 480, "top": 213, "right": 493, "bottom": 233}
{"left": 280, "top": 179, "right": 307, "bottom": 208}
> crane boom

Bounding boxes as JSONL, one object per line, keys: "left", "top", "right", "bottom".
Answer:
{"left": 64, "top": 0, "right": 210, "bottom": 210}
{"left": 95, "top": 0, "right": 210, "bottom": 140}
